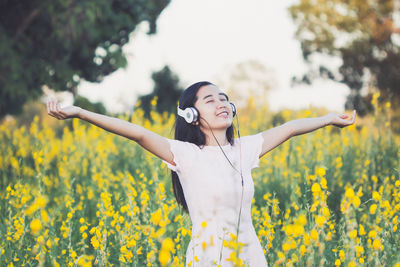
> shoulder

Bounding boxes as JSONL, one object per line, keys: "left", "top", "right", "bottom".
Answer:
{"left": 165, "top": 138, "right": 200, "bottom": 152}
{"left": 238, "top": 133, "right": 264, "bottom": 146}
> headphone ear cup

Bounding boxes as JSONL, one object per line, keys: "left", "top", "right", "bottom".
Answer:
{"left": 190, "top": 107, "right": 199, "bottom": 123}
{"left": 178, "top": 107, "right": 193, "bottom": 123}
{"left": 230, "top": 102, "right": 236, "bottom": 117}
{"left": 177, "top": 106, "right": 199, "bottom": 124}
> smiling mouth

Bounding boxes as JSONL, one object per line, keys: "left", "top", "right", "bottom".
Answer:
{"left": 217, "top": 111, "right": 228, "bottom": 117}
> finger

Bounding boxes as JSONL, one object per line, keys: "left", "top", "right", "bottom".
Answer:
{"left": 49, "top": 110, "right": 56, "bottom": 118}
{"left": 58, "top": 110, "right": 66, "bottom": 119}
{"left": 49, "top": 112, "right": 57, "bottom": 119}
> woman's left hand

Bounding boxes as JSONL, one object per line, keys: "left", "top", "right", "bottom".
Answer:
{"left": 327, "top": 110, "right": 356, "bottom": 128}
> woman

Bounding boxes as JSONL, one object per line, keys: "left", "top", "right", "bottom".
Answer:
{"left": 47, "top": 81, "right": 356, "bottom": 266}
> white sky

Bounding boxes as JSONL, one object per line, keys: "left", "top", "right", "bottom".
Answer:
{"left": 77, "top": 0, "right": 350, "bottom": 114}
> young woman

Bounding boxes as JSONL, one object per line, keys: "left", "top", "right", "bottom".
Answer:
{"left": 47, "top": 81, "right": 356, "bottom": 266}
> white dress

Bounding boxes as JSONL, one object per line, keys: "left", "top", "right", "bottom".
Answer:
{"left": 163, "top": 133, "right": 268, "bottom": 267}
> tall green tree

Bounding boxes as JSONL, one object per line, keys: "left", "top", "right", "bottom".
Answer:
{"left": 0, "top": 0, "right": 170, "bottom": 118}
{"left": 289, "top": 0, "right": 400, "bottom": 116}
{"left": 138, "top": 65, "right": 183, "bottom": 120}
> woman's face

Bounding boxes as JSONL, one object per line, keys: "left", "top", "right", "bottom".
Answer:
{"left": 194, "top": 84, "right": 233, "bottom": 130}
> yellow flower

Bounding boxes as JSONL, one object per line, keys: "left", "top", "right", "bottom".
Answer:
{"left": 40, "top": 210, "right": 49, "bottom": 223}
{"left": 352, "top": 196, "right": 361, "bottom": 208}
{"left": 297, "top": 214, "right": 307, "bottom": 225}
{"left": 311, "top": 183, "right": 321, "bottom": 193}
{"left": 158, "top": 250, "right": 170, "bottom": 266}
{"left": 345, "top": 188, "right": 355, "bottom": 199}
{"left": 320, "top": 177, "right": 328, "bottom": 189}
{"left": 316, "top": 216, "right": 325, "bottom": 227}
{"left": 359, "top": 224, "right": 366, "bottom": 235}
{"left": 161, "top": 238, "right": 174, "bottom": 252}
{"left": 181, "top": 227, "right": 187, "bottom": 236}
{"left": 339, "top": 250, "right": 345, "bottom": 261}
{"left": 349, "top": 230, "right": 357, "bottom": 239}
{"left": 322, "top": 207, "right": 330, "bottom": 217}
{"left": 356, "top": 246, "right": 364, "bottom": 255}
{"left": 316, "top": 167, "right": 326, "bottom": 177}
{"left": 37, "top": 196, "right": 46, "bottom": 208}
{"left": 310, "top": 229, "right": 318, "bottom": 241}
{"left": 311, "top": 183, "right": 321, "bottom": 195}
{"left": 201, "top": 221, "right": 207, "bottom": 228}
{"left": 300, "top": 245, "right": 306, "bottom": 256}
{"left": 282, "top": 242, "right": 291, "bottom": 252}
{"left": 368, "top": 230, "right": 377, "bottom": 239}
{"left": 370, "top": 204, "right": 377, "bottom": 214}
{"left": 335, "top": 259, "right": 341, "bottom": 266}
{"left": 71, "top": 251, "right": 77, "bottom": 258}
{"left": 30, "top": 219, "right": 42, "bottom": 235}
{"left": 91, "top": 237, "right": 100, "bottom": 249}
{"left": 127, "top": 239, "right": 136, "bottom": 248}
{"left": 372, "top": 191, "right": 381, "bottom": 201}
{"left": 37, "top": 235, "right": 45, "bottom": 245}
{"left": 372, "top": 239, "right": 382, "bottom": 250}
{"left": 151, "top": 208, "right": 162, "bottom": 226}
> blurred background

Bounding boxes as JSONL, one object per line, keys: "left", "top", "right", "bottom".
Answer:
{"left": 1, "top": 0, "right": 399, "bottom": 129}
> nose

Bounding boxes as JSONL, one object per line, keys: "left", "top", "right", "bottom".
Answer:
{"left": 216, "top": 99, "right": 229, "bottom": 112}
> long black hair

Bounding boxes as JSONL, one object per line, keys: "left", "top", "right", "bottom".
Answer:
{"left": 171, "top": 81, "right": 235, "bottom": 214}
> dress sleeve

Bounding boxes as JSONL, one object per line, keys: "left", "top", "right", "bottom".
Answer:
{"left": 162, "top": 139, "right": 190, "bottom": 172}
{"left": 241, "top": 133, "right": 264, "bottom": 170}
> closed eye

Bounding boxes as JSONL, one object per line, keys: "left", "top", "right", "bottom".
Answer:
{"left": 206, "top": 98, "right": 227, "bottom": 103}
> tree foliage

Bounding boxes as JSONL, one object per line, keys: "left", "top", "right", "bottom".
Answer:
{"left": 138, "top": 65, "right": 183, "bottom": 120}
{"left": 0, "top": 0, "right": 170, "bottom": 118}
{"left": 289, "top": 0, "right": 400, "bottom": 116}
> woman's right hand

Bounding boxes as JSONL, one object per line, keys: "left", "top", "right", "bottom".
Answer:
{"left": 47, "top": 97, "right": 82, "bottom": 120}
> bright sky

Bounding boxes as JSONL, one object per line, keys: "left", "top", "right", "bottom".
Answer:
{"left": 77, "top": 0, "right": 350, "bottom": 114}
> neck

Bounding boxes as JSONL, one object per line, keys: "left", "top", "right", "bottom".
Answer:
{"left": 202, "top": 128, "right": 229, "bottom": 146}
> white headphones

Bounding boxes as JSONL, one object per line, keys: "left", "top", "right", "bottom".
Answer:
{"left": 177, "top": 103, "right": 236, "bottom": 124}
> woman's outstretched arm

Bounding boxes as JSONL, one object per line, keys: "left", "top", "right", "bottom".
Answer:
{"left": 290, "top": 110, "right": 356, "bottom": 136}
{"left": 46, "top": 97, "right": 175, "bottom": 166}
{"left": 258, "top": 110, "right": 356, "bottom": 158}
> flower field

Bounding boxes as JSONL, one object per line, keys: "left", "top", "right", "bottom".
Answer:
{"left": 1, "top": 96, "right": 399, "bottom": 266}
